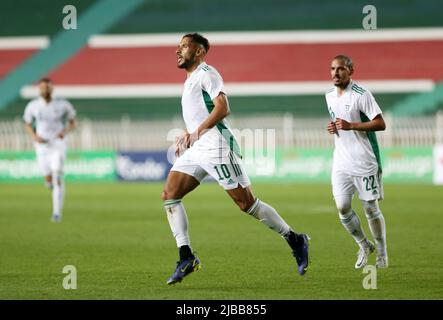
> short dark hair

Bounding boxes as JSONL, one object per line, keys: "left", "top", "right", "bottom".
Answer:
{"left": 333, "top": 55, "right": 353, "bottom": 70}
{"left": 38, "top": 77, "right": 52, "bottom": 84}
{"left": 183, "top": 33, "right": 210, "bottom": 52}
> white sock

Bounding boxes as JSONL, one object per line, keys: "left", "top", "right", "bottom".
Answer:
{"left": 339, "top": 210, "right": 369, "bottom": 247}
{"left": 335, "top": 195, "right": 369, "bottom": 248}
{"left": 52, "top": 174, "right": 64, "bottom": 217}
{"left": 362, "top": 200, "right": 387, "bottom": 256}
{"left": 247, "top": 198, "right": 291, "bottom": 236}
{"left": 164, "top": 199, "right": 191, "bottom": 247}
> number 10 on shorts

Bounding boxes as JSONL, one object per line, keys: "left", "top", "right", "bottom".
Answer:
{"left": 214, "top": 164, "right": 232, "bottom": 180}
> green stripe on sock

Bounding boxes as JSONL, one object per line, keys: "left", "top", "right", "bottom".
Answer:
{"left": 247, "top": 198, "right": 260, "bottom": 215}
{"left": 164, "top": 199, "right": 181, "bottom": 206}
{"left": 340, "top": 211, "right": 356, "bottom": 224}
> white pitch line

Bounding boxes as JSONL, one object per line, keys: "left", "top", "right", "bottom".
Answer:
{"left": 20, "top": 80, "right": 434, "bottom": 99}
{"left": 89, "top": 28, "right": 443, "bottom": 48}
{"left": 0, "top": 36, "right": 50, "bottom": 50}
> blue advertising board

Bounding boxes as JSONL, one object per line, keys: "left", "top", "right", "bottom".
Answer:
{"left": 116, "top": 151, "right": 172, "bottom": 181}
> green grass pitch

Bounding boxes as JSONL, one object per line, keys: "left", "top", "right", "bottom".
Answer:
{"left": 0, "top": 182, "right": 442, "bottom": 299}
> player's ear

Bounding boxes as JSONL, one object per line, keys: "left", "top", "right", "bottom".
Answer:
{"left": 349, "top": 68, "right": 354, "bottom": 76}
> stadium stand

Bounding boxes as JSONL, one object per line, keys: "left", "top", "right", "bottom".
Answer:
{"left": 0, "top": 0, "right": 442, "bottom": 120}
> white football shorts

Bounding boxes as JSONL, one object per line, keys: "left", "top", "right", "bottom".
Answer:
{"left": 171, "top": 146, "right": 251, "bottom": 190}
{"left": 332, "top": 169, "right": 384, "bottom": 201}
{"left": 34, "top": 138, "right": 67, "bottom": 176}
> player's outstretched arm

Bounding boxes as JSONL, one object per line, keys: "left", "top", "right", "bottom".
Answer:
{"left": 335, "top": 114, "right": 386, "bottom": 132}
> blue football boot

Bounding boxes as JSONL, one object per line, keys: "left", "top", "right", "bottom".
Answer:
{"left": 166, "top": 256, "right": 201, "bottom": 285}
{"left": 292, "top": 234, "right": 310, "bottom": 276}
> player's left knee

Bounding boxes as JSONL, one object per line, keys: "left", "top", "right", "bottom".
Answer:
{"left": 362, "top": 200, "right": 381, "bottom": 219}
{"left": 52, "top": 172, "right": 63, "bottom": 186}
{"left": 335, "top": 195, "right": 352, "bottom": 215}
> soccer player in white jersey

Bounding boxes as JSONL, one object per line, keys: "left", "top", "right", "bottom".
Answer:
{"left": 325, "top": 55, "right": 388, "bottom": 269}
{"left": 163, "top": 33, "right": 310, "bottom": 285}
{"left": 23, "top": 78, "right": 77, "bottom": 223}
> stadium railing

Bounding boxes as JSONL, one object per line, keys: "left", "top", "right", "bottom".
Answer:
{"left": 1, "top": 112, "right": 442, "bottom": 152}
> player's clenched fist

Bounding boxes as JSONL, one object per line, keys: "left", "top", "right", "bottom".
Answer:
{"left": 327, "top": 121, "right": 338, "bottom": 134}
{"left": 335, "top": 118, "right": 353, "bottom": 130}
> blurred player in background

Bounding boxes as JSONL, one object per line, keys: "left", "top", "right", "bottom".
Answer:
{"left": 162, "top": 33, "right": 310, "bottom": 285}
{"left": 326, "top": 55, "right": 388, "bottom": 268}
{"left": 23, "top": 78, "right": 76, "bottom": 223}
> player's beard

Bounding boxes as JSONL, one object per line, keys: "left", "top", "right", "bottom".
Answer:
{"left": 333, "top": 76, "right": 341, "bottom": 86}
{"left": 178, "top": 58, "right": 192, "bottom": 69}
{"left": 41, "top": 92, "right": 52, "bottom": 102}
{"left": 177, "top": 53, "right": 196, "bottom": 70}
{"left": 334, "top": 77, "right": 350, "bottom": 89}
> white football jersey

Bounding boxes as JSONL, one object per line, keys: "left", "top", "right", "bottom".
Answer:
{"left": 23, "top": 97, "right": 76, "bottom": 141}
{"left": 325, "top": 80, "right": 382, "bottom": 176}
{"left": 181, "top": 62, "right": 240, "bottom": 158}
